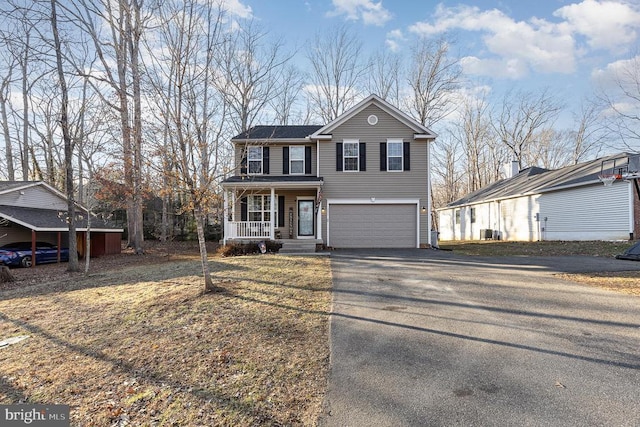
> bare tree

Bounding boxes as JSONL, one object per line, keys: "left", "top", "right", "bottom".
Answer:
{"left": 366, "top": 49, "right": 401, "bottom": 105}
{"left": 146, "top": 0, "right": 227, "bottom": 291}
{"left": 306, "top": 24, "right": 365, "bottom": 123}
{"left": 431, "top": 135, "right": 465, "bottom": 207}
{"left": 62, "top": 0, "right": 154, "bottom": 254}
{"left": 216, "top": 20, "right": 290, "bottom": 133}
{"left": 269, "top": 64, "right": 305, "bottom": 125}
{"left": 0, "top": 42, "right": 16, "bottom": 180}
{"left": 451, "top": 92, "right": 493, "bottom": 192}
{"left": 494, "top": 88, "right": 564, "bottom": 169}
{"left": 569, "top": 101, "right": 604, "bottom": 163}
{"left": 405, "top": 37, "right": 462, "bottom": 128}
{"left": 595, "top": 54, "right": 640, "bottom": 150}
{"left": 50, "top": 0, "right": 80, "bottom": 271}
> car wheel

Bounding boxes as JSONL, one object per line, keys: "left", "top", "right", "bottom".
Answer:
{"left": 21, "top": 256, "right": 32, "bottom": 268}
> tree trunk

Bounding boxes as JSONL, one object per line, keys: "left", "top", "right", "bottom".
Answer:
{"left": 0, "top": 266, "right": 15, "bottom": 283}
{"left": 50, "top": 0, "right": 79, "bottom": 272}
{"left": 194, "top": 206, "right": 216, "bottom": 292}
{"left": 0, "top": 88, "right": 15, "bottom": 181}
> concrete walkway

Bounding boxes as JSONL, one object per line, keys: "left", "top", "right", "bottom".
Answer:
{"left": 319, "top": 249, "right": 640, "bottom": 426}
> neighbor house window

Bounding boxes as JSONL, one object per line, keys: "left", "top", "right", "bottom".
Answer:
{"left": 470, "top": 207, "right": 476, "bottom": 223}
{"left": 248, "top": 195, "right": 278, "bottom": 226}
{"left": 455, "top": 209, "right": 460, "bottom": 224}
{"left": 248, "top": 146, "right": 263, "bottom": 174}
{"left": 343, "top": 140, "right": 359, "bottom": 171}
{"left": 387, "top": 140, "right": 403, "bottom": 171}
{"left": 290, "top": 146, "right": 305, "bottom": 175}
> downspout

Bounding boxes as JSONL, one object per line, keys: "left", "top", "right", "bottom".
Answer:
{"left": 629, "top": 180, "right": 635, "bottom": 240}
{"left": 426, "top": 140, "right": 432, "bottom": 247}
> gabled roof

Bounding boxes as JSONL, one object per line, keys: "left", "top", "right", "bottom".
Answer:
{"left": 310, "top": 94, "right": 437, "bottom": 139}
{"left": 0, "top": 206, "right": 121, "bottom": 232}
{"left": 444, "top": 153, "right": 637, "bottom": 208}
{"left": 0, "top": 181, "right": 64, "bottom": 197}
{"left": 232, "top": 125, "right": 323, "bottom": 141}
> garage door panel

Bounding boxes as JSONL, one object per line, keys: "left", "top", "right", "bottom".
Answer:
{"left": 329, "top": 204, "right": 416, "bottom": 248}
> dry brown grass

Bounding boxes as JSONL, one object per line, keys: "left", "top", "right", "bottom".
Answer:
{"left": 438, "top": 240, "right": 632, "bottom": 257}
{"left": 558, "top": 271, "right": 640, "bottom": 296}
{"left": 439, "top": 240, "right": 639, "bottom": 296}
{"left": 0, "top": 251, "right": 331, "bottom": 426}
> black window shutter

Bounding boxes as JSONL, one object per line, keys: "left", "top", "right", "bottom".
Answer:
{"left": 379, "top": 142, "right": 387, "bottom": 171}
{"left": 263, "top": 147, "right": 269, "bottom": 174}
{"left": 403, "top": 141, "right": 411, "bottom": 171}
{"left": 240, "top": 197, "right": 247, "bottom": 221}
{"left": 283, "top": 147, "right": 289, "bottom": 174}
{"left": 305, "top": 146, "right": 312, "bottom": 174}
{"left": 359, "top": 142, "right": 366, "bottom": 171}
{"left": 278, "top": 196, "right": 285, "bottom": 227}
{"left": 336, "top": 142, "right": 343, "bottom": 171}
{"left": 240, "top": 154, "right": 247, "bottom": 175}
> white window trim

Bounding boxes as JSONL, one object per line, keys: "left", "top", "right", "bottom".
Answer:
{"left": 289, "top": 146, "right": 305, "bottom": 175}
{"left": 387, "top": 139, "right": 403, "bottom": 172}
{"left": 343, "top": 139, "right": 359, "bottom": 172}
{"left": 248, "top": 194, "right": 278, "bottom": 227}
{"left": 247, "top": 146, "right": 263, "bottom": 175}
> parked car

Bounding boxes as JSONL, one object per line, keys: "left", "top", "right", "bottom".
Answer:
{"left": 0, "top": 241, "right": 70, "bottom": 268}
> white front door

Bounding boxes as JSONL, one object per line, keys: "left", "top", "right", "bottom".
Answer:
{"left": 297, "top": 200, "right": 315, "bottom": 237}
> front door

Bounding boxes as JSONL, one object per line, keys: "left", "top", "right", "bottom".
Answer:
{"left": 297, "top": 200, "right": 315, "bottom": 237}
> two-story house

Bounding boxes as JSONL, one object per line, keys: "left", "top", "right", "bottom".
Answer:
{"left": 221, "top": 94, "right": 436, "bottom": 249}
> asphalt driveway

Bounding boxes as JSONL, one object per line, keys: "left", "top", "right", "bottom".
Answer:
{"left": 319, "top": 249, "right": 640, "bottom": 426}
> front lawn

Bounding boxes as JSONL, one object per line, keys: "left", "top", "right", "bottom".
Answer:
{"left": 0, "top": 253, "right": 331, "bottom": 425}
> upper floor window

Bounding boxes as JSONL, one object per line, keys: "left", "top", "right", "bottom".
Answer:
{"left": 380, "top": 140, "right": 410, "bottom": 172}
{"left": 387, "top": 140, "right": 403, "bottom": 171}
{"left": 248, "top": 147, "right": 263, "bottom": 174}
{"left": 290, "top": 146, "right": 305, "bottom": 175}
{"left": 343, "top": 140, "right": 359, "bottom": 172}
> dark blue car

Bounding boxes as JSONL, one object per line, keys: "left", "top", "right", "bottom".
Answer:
{"left": 0, "top": 241, "right": 70, "bottom": 268}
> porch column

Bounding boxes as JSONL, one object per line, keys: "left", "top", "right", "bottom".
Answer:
{"left": 270, "top": 187, "right": 275, "bottom": 239}
{"left": 223, "top": 190, "right": 229, "bottom": 245}
{"left": 316, "top": 189, "right": 322, "bottom": 240}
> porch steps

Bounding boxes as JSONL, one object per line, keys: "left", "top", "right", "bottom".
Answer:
{"left": 278, "top": 240, "right": 319, "bottom": 254}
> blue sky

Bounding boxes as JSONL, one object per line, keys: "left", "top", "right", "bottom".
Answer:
{"left": 224, "top": 0, "right": 640, "bottom": 129}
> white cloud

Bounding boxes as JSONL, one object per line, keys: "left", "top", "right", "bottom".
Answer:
{"left": 554, "top": 0, "right": 640, "bottom": 52}
{"left": 327, "top": 0, "right": 392, "bottom": 26}
{"left": 461, "top": 56, "right": 529, "bottom": 80}
{"left": 408, "top": 5, "right": 577, "bottom": 78}
{"left": 407, "top": 2, "right": 640, "bottom": 80}
{"left": 592, "top": 55, "right": 640, "bottom": 89}
{"left": 220, "top": 0, "right": 252, "bottom": 18}
{"left": 385, "top": 29, "right": 405, "bottom": 52}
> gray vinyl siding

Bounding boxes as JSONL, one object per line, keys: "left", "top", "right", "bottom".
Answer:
{"left": 0, "top": 186, "right": 68, "bottom": 210}
{"left": 539, "top": 182, "right": 629, "bottom": 240}
{"left": 233, "top": 143, "right": 317, "bottom": 177}
{"left": 318, "top": 104, "right": 430, "bottom": 245}
{"left": 319, "top": 105, "right": 428, "bottom": 198}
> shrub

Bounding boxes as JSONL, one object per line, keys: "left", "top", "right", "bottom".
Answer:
{"left": 218, "top": 241, "right": 283, "bottom": 257}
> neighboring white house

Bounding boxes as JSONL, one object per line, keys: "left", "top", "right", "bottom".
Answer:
{"left": 437, "top": 153, "right": 640, "bottom": 242}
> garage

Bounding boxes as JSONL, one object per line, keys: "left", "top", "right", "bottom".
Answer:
{"left": 328, "top": 203, "right": 417, "bottom": 248}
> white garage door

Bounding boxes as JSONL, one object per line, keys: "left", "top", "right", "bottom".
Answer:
{"left": 329, "top": 204, "right": 417, "bottom": 248}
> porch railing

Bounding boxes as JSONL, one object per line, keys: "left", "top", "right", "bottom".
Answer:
{"left": 226, "top": 221, "right": 272, "bottom": 239}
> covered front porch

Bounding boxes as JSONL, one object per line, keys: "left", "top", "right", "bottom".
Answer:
{"left": 221, "top": 176, "right": 324, "bottom": 244}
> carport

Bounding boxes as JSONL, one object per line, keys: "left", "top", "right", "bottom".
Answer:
{"left": 0, "top": 205, "right": 122, "bottom": 266}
